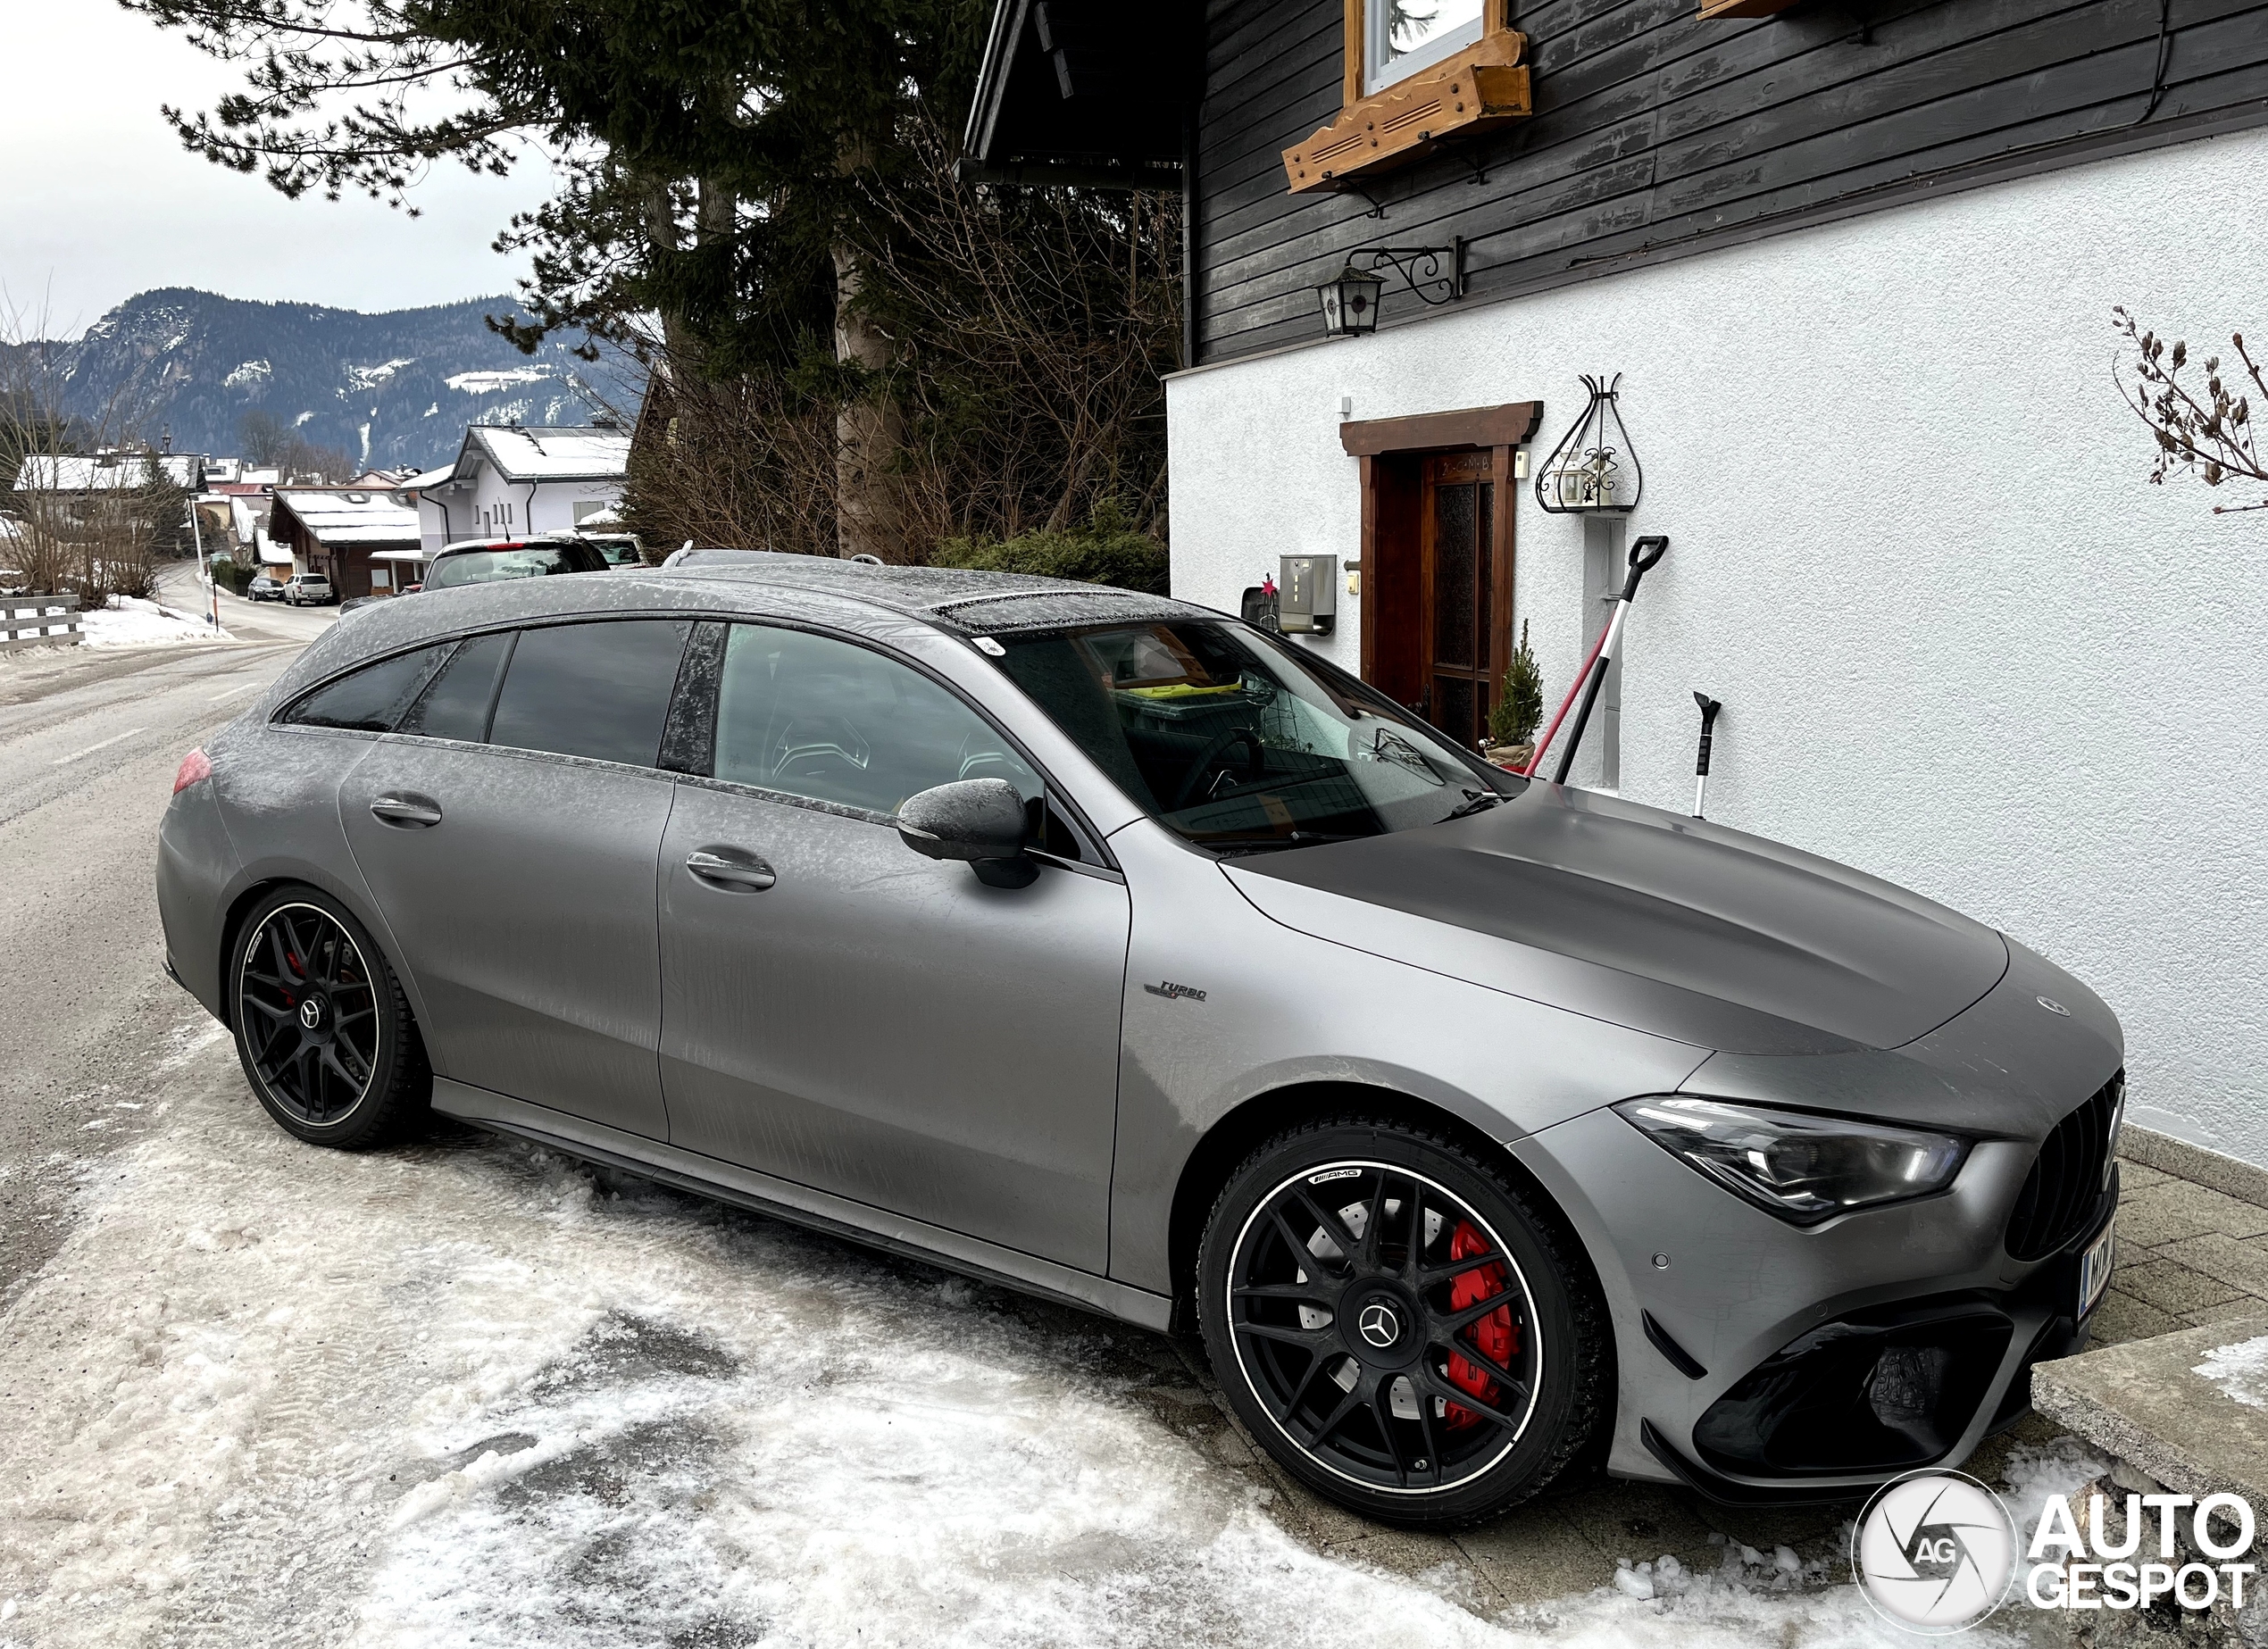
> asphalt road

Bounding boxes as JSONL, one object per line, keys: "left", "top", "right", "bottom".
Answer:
{"left": 156, "top": 560, "right": 343, "bottom": 647}
{"left": 0, "top": 617, "right": 313, "bottom": 1309}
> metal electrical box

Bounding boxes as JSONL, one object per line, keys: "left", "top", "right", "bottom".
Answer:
{"left": 1278, "top": 554, "right": 1337, "bottom": 634}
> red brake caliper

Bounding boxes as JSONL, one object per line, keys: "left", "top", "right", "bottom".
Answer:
{"left": 1443, "top": 1220, "right": 1517, "bottom": 1429}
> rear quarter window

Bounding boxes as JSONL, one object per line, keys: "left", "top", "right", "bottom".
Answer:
{"left": 279, "top": 643, "right": 454, "bottom": 732}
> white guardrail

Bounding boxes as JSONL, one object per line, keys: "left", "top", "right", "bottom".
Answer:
{"left": 1, "top": 592, "right": 84, "bottom": 652}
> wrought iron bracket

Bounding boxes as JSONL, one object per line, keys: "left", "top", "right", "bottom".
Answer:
{"left": 1345, "top": 238, "right": 1470, "bottom": 307}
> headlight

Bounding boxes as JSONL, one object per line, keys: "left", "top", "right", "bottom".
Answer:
{"left": 1613, "top": 1096, "right": 1969, "bottom": 1226}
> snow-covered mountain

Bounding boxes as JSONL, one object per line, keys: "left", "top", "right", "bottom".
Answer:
{"left": 23, "top": 289, "right": 641, "bottom": 471}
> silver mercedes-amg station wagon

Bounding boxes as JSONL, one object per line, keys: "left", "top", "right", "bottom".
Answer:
{"left": 156, "top": 555, "right": 2124, "bottom": 1526}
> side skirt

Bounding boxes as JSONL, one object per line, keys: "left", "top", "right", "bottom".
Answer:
{"left": 432, "top": 1078, "right": 1174, "bottom": 1333}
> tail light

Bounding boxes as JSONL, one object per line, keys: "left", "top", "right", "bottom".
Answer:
{"left": 172, "top": 747, "right": 212, "bottom": 795}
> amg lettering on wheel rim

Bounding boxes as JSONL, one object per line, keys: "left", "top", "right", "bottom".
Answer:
{"left": 238, "top": 904, "right": 379, "bottom": 1125}
{"left": 1226, "top": 1161, "right": 1541, "bottom": 1495}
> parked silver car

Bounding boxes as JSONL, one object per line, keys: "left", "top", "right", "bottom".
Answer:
{"left": 155, "top": 556, "right": 2123, "bottom": 1525}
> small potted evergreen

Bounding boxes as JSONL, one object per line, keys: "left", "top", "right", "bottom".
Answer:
{"left": 1484, "top": 620, "right": 1544, "bottom": 771}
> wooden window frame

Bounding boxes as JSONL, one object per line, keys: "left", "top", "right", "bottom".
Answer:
{"left": 1353, "top": 0, "right": 1487, "bottom": 99}
{"left": 1282, "top": 0, "right": 1531, "bottom": 196}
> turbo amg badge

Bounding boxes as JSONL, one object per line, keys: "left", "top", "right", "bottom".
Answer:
{"left": 1143, "top": 980, "right": 1207, "bottom": 1002}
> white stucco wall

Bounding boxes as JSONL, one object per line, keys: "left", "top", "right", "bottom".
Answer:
{"left": 1166, "top": 128, "right": 2268, "bottom": 1163}
{"left": 416, "top": 471, "right": 622, "bottom": 553}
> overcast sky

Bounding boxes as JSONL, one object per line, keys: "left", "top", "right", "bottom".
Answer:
{"left": 2, "top": 2, "right": 556, "bottom": 339}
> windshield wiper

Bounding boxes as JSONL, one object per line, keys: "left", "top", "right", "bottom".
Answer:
{"left": 1443, "top": 788, "right": 1509, "bottom": 820}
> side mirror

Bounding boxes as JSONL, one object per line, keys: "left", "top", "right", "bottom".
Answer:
{"left": 896, "top": 778, "right": 1038, "bottom": 888}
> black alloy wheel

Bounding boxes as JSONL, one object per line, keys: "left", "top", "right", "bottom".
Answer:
{"left": 1199, "top": 1116, "right": 1608, "bottom": 1526}
{"left": 228, "top": 886, "right": 428, "bottom": 1148}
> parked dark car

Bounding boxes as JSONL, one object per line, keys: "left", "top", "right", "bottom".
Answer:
{"left": 157, "top": 556, "right": 2123, "bottom": 1528}
{"left": 246, "top": 575, "right": 288, "bottom": 603}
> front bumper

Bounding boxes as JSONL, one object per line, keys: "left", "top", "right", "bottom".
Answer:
{"left": 1515, "top": 1087, "right": 2119, "bottom": 1500}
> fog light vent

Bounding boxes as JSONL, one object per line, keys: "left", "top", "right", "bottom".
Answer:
{"left": 1694, "top": 1304, "right": 2011, "bottom": 1477}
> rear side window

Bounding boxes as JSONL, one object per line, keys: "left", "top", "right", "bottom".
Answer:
{"left": 399, "top": 630, "right": 513, "bottom": 742}
{"left": 427, "top": 543, "right": 607, "bottom": 587}
{"left": 488, "top": 620, "right": 693, "bottom": 767}
{"left": 279, "top": 643, "right": 454, "bottom": 732}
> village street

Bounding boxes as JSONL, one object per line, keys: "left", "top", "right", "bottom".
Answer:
{"left": 0, "top": 628, "right": 2110, "bottom": 1648}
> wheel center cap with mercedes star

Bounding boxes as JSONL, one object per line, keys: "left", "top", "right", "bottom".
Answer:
{"left": 160, "top": 553, "right": 2125, "bottom": 1524}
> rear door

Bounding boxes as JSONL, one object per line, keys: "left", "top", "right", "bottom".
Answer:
{"left": 655, "top": 620, "right": 1130, "bottom": 1270}
{"left": 341, "top": 618, "right": 694, "bottom": 1140}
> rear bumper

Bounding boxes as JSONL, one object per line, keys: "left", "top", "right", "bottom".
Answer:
{"left": 155, "top": 779, "right": 239, "bottom": 1024}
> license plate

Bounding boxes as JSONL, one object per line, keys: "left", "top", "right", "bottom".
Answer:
{"left": 2077, "top": 1218, "right": 2116, "bottom": 1319}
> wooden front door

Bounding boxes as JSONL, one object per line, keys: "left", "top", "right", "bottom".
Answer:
{"left": 1419, "top": 451, "right": 1497, "bottom": 749}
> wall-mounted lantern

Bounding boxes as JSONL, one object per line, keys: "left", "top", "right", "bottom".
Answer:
{"left": 1315, "top": 239, "right": 1468, "bottom": 338}
{"left": 1533, "top": 373, "right": 1642, "bottom": 514}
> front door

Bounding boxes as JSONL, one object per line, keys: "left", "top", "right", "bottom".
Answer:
{"left": 656, "top": 621, "right": 1130, "bottom": 1272}
{"left": 1419, "top": 450, "right": 1496, "bottom": 749}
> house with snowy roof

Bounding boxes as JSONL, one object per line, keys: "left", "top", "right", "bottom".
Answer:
{"left": 266, "top": 487, "right": 422, "bottom": 600}
{"left": 13, "top": 451, "right": 203, "bottom": 493}
{"left": 407, "top": 423, "right": 631, "bottom": 554}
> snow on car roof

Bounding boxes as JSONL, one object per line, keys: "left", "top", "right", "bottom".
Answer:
{"left": 659, "top": 552, "right": 1206, "bottom": 635}
{"left": 264, "top": 551, "right": 1210, "bottom": 710}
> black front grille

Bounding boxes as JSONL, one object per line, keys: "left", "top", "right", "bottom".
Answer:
{"left": 2005, "top": 1072, "right": 2122, "bottom": 1261}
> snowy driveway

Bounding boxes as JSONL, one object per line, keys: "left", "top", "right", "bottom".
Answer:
{"left": 0, "top": 1025, "right": 2105, "bottom": 1648}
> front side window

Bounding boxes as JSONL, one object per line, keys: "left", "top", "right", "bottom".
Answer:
{"left": 487, "top": 620, "right": 693, "bottom": 767}
{"left": 993, "top": 620, "right": 1514, "bottom": 853}
{"left": 279, "top": 642, "right": 454, "bottom": 732}
{"left": 1367, "top": 0, "right": 1486, "bottom": 91}
{"left": 713, "top": 623, "right": 1040, "bottom": 816}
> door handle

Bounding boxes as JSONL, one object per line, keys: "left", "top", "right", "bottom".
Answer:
{"left": 686, "top": 849, "right": 776, "bottom": 891}
{"left": 370, "top": 794, "right": 443, "bottom": 828}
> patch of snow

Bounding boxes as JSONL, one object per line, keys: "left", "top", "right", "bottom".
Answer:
{"left": 423, "top": 403, "right": 439, "bottom": 418}
{"left": 223, "top": 359, "right": 271, "bottom": 389}
{"left": 446, "top": 367, "right": 554, "bottom": 396}
{"left": 0, "top": 1045, "right": 2074, "bottom": 1649}
{"left": 292, "top": 411, "right": 314, "bottom": 428}
{"left": 2196, "top": 1332, "right": 2268, "bottom": 1409}
{"left": 346, "top": 358, "right": 418, "bottom": 392}
{"left": 78, "top": 595, "right": 229, "bottom": 648}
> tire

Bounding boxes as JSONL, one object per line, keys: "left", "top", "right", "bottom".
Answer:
{"left": 227, "top": 886, "right": 429, "bottom": 1149}
{"left": 1197, "top": 1113, "right": 1609, "bottom": 1527}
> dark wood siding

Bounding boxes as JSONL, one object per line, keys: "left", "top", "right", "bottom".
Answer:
{"left": 1193, "top": 0, "right": 2268, "bottom": 364}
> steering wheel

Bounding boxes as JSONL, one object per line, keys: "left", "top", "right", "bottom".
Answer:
{"left": 1169, "top": 727, "right": 1265, "bottom": 811}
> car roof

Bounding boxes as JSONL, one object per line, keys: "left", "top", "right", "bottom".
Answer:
{"left": 271, "top": 550, "right": 1212, "bottom": 702}
{"left": 648, "top": 551, "right": 1204, "bottom": 637}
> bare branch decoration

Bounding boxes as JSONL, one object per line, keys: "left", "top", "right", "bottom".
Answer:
{"left": 2113, "top": 305, "right": 2268, "bottom": 514}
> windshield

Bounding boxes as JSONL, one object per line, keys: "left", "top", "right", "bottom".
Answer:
{"left": 992, "top": 619, "right": 1517, "bottom": 851}
{"left": 426, "top": 543, "right": 605, "bottom": 587}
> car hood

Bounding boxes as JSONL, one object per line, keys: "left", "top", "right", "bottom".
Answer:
{"left": 1222, "top": 783, "right": 2008, "bottom": 1056}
